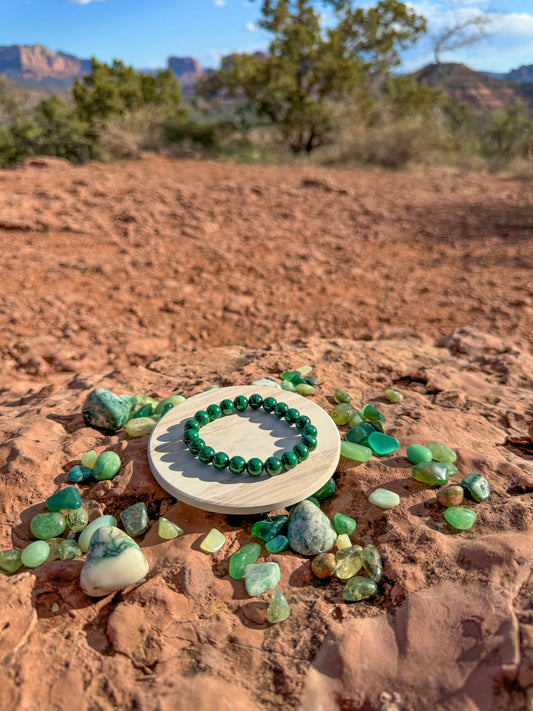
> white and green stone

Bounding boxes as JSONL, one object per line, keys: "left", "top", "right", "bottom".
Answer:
{"left": 342, "top": 576, "right": 377, "bottom": 602}
{"left": 158, "top": 517, "right": 183, "bottom": 540}
{"left": 267, "top": 589, "right": 291, "bottom": 623}
{"left": 461, "top": 472, "right": 490, "bottom": 502}
{"left": 244, "top": 562, "right": 280, "bottom": 597}
{"left": 82, "top": 387, "right": 130, "bottom": 431}
{"left": 78, "top": 515, "right": 118, "bottom": 553}
{"left": 287, "top": 500, "right": 336, "bottom": 556}
{"left": 368, "top": 488, "right": 400, "bottom": 509}
{"left": 0, "top": 548, "right": 23, "bottom": 574}
{"left": 385, "top": 389, "right": 403, "bottom": 403}
{"left": 59, "top": 539, "right": 82, "bottom": 559}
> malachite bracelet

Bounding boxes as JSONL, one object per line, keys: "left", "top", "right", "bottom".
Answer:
{"left": 183, "top": 394, "right": 318, "bottom": 477}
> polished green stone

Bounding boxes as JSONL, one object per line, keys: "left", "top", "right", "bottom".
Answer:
{"left": 251, "top": 515, "right": 287, "bottom": 542}
{"left": 406, "top": 444, "right": 433, "bottom": 465}
{"left": 265, "top": 456, "right": 283, "bottom": 476}
{"left": 335, "top": 545, "right": 363, "bottom": 579}
{"left": 281, "top": 380, "right": 296, "bottom": 392}
{"left": 46, "top": 537, "right": 63, "bottom": 561}
{"left": 267, "top": 588, "right": 291, "bottom": 623}
{"left": 206, "top": 403, "right": 222, "bottom": 421}
{"left": 120, "top": 502, "right": 149, "bottom": 537}
{"left": 348, "top": 410, "right": 364, "bottom": 429}
{"left": 368, "top": 488, "right": 400, "bottom": 509}
{"left": 302, "top": 434, "right": 317, "bottom": 451}
{"left": 332, "top": 512, "right": 356, "bottom": 535}
{"left": 304, "top": 376, "right": 317, "bottom": 386}
{"left": 184, "top": 418, "right": 201, "bottom": 431}
{"left": 444, "top": 506, "right": 477, "bottom": 530}
{"left": 340, "top": 440, "right": 372, "bottom": 462}
{"left": 302, "top": 423, "right": 317, "bottom": 437}
{"left": 367, "top": 432, "right": 400, "bottom": 456}
{"left": 183, "top": 428, "right": 200, "bottom": 444}
{"left": 229, "top": 455, "right": 246, "bottom": 475}
{"left": 154, "top": 395, "right": 185, "bottom": 415}
{"left": 204, "top": 384, "right": 219, "bottom": 391}
{"left": 67, "top": 507, "right": 89, "bottom": 531}
{"left": 361, "top": 404, "right": 385, "bottom": 423}
{"left": 93, "top": 451, "right": 121, "bottom": 481}
{"left": 31, "top": 512, "right": 66, "bottom": 539}
{"left": 411, "top": 461, "right": 449, "bottom": 487}
{"left": 445, "top": 464, "right": 458, "bottom": 477}
{"left": 313, "top": 477, "right": 335, "bottom": 500}
{"left": 198, "top": 445, "right": 215, "bottom": 464}
{"left": 295, "top": 383, "right": 314, "bottom": 396}
{"left": 285, "top": 407, "right": 300, "bottom": 425}
{"left": 274, "top": 402, "right": 289, "bottom": 419}
{"left": 345, "top": 423, "right": 374, "bottom": 445}
{"left": 229, "top": 542, "right": 261, "bottom": 579}
{"left": 78, "top": 514, "right": 118, "bottom": 552}
{"left": 132, "top": 403, "right": 153, "bottom": 419}
{"left": 342, "top": 576, "right": 377, "bottom": 602}
{"left": 293, "top": 443, "right": 309, "bottom": 462}
{"left": 281, "top": 451, "right": 298, "bottom": 470}
{"left": 0, "top": 548, "right": 23, "bottom": 574}
{"left": 436, "top": 485, "right": 464, "bottom": 508}
{"left": 244, "top": 562, "right": 280, "bottom": 597}
{"left": 385, "top": 389, "right": 404, "bottom": 403}
{"left": 68, "top": 465, "right": 93, "bottom": 483}
{"left": 334, "top": 389, "right": 351, "bottom": 404}
{"left": 233, "top": 396, "right": 248, "bottom": 412}
{"left": 46, "top": 486, "right": 82, "bottom": 511}
{"left": 134, "top": 394, "right": 159, "bottom": 410}
{"left": 265, "top": 535, "right": 289, "bottom": 553}
{"left": 428, "top": 441, "right": 457, "bottom": 463}
{"left": 125, "top": 417, "right": 156, "bottom": 437}
{"left": 331, "top": 403, "right": 351, "bottom": 426}
{"left": 212, "top": 451, "right": 230, "bottom": 470}
{"left": 287, "top": 501, "right": 336, "bottom": 556}
{"left": 262, "top": 396, "right": 277, "bottom": 413}
{"left": 461, "top": 472, "right": 490, "bottom": 502}
{"left": 188, "top": 438, "right": 205, "bottom": 455}
{"left": 335, "top": 534, "right": 352, "bottom": 550}
{"left": 247, "top": 457, "right": 264, "bottom": 476}
{"left": 82, "top": 387, "right": 130, "bottom": 431}
{"left": 295, "top": 415, "right": 311, "bottom": 431}
{"left": 311, "top": 552, "right": 337, "bottom": 578}
{"left": 306, "top": 496, "right": 320, "bottom": 506}
{"left": 248, "top": 393, "right": 263, "bottom": 409}
{"left": 80, "top": 449, "right": 98, "bottom": 469}
{"left": 158, "top": 517, "right": 183, "bottom": 539}
{"left": 159, "top": 402, "right": 174, "bottom": 418}
{"left": 362, "top": 544, "right": 383, "bottom": 581}
{"left": 281, "top": 370, "right": 300, "bottom": 382}
{"left": 219, "top": 398, "right": 235, "bottom": 415}
{"left": 21, "top": 540, "right": 50, "bottom": 568}
{"left": 195, "top": 410, "right": 210, "bottom": 426}
{"left": 120, "top": 395, "right": 138, "bottom": 413}
{"left": 58, "top": 539, "right": 82, "bottom": 560}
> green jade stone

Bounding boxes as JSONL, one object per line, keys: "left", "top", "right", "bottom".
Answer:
{"left": 295, "top": 415, "right": 311, "bottom": 431}
{"left": 198, "top": 446, "right": 215, "bottom": 464}
{"left": 154, "top": 395, "right": 185, "bottom": 415}
{"left": 188, "top": 438, "right": 205, "bottom": 455}
{"left": 31, "top": 512, "right": 66, "bottom": 539}
{"left": 247, "top": 458, "right": 264, "bottom": 476}
{"left": 361, "top": 404, "right": 385, "bottom": 423}
{"left": 195, "top": 410, "right": 210, "bottom": 426}
{"left": 59, "top": 539, "right": 82, "bottom": 560}
{"left": 248, "top": 394, "right": 264, "bottom": 409}
{"left": 233, "top": 396, "right": 248, "bottom": 412}
{"left": 348, "top": 410, "right": 364, "bottom": 429}
{"left": 281, "top": 370, "right": 300, "bottom": 382}
{"left": 285, "top": 407, "right": 300, "bottom": 425}
{"left": 21, "top": 540, "right": 50, "bottom": 568}
{"left": 265, "top": 535, "right": 289, "bottom": 553}
{"left": 302, "top": 423, "right": 317, "bottom": 438}
{"left": 333, "top": 512, "right": 356, "bottom": 536}
{"left": 229, "top": 542, "right": 261, "bottom": 580}
{"left": 82, "top": 387, "right": 130, "bottom": 431}
{"left": 343, "top": 576, "right": 377, "bottom": 603}
{"left": 371, "top": 422, "right": 386, "bottom": 434}
{"left": 302, "top": 434, "right": 317, "bottom": 451}
{"left": 331, "top": 403, "right": 351, "bottom": 426}
{"left": 251, "top": 515, "right": 287, "bottom": 542}
{"left": 212, "top": 452, "right": 229, "bottom": 470}
{"left": 46, "top": 537, "right": 64, "bottom": 561}
{"left": 293, "top": 443, "right": 309, "bottom": 462}
{"left": 385, "top": 389, "right": 404, "bottom": 403}
{"left": 0, "top": 548, "right": 23, "bottom": 574}
{"left": 444, "top": 507, "right": 477, "bottom": 530}
{"left": 281, "top": 380, "right": 296, "bottom": 392}
{"left": 93, "top": 451, "right": 121, "bottom": 481}
{"left": 46, "top": 486, "right": 82, "bottom": 511}
{"left": 406, "top": 444, "right": 433, "bottom": 465}
{"left": 368, "top": 488, "right": 400, "bottom": 509}
{"left": 306, "top": 496, "right": 320, "bottom": 507}
{"left": 340, "top": 440, "right": 372, "bottom": 462}
{"left": 219, "top": 399, "right": 235, "bottom": 415}
{"left": 313, "top": 477, "right": 335, "bottom": 500}
{"left": 367, "top": 432, "right": 400, "bottom": 456}
{"left": 334, "top": 389, "right": 351, "bottom": 404}
{"left": 184, "top": 418, "right": 201, "bottom": 431}
{"left": 229, "top": 455, "right": 246, "bottom": 475}
{"left": 132, "top": 403, "right": 153, "bottom": 419}
{"left": 81, "top": 449, "right": 98, "bottom": 469}
{"left": 79, "top": 514, "right": 118, "bottom": 552}
{"left": 346, "top": 423, "right": 375, "bottom": 445}
{"left": 158, "top": 517, "right": 183, "bottom": 539}
{"left": 120, "top": 502, "right": 149, "bottom": 537}
{"left": 200, "top": 528, "right": 226, "bottom": 553}
{"left": 206, "top": 403, "right": 222, "bottom": 421}
{"left": 67, "top": 507, "right": 89, "bottom": 531}
{"left": 335, "top": 545, "right": 363, "bottom": 579}
{"left": 427, "top": 441, "right": 457, "bottom": 463}
{"left": 244, "top": 562, "right": 280, "bottom": 597}
{"left": 436, "top": 485, "right": 464, "bottom": 508}
{"left": 126, "top": 417, "right": 157, "bottom": 437}
{"left": 281, "top": 451, "right": 298, "bottom": 470}
{"left": 311, "top": 552, "right": 337, "bottom": 579}
{"left": 119, "top": 395, "right": 138, "bottom": 413}
{"left": 362, "top": 544, "right": 383, "bottom": 582}
{"left": 204, "top": 384, "right": 219, "bottom": 391}
{"left": 287, "top": 501, "right": 336, "bottom": 556}
{"left": 267, "top": 588, "right": 291, "bottom": 624}
{"left": 446, "top": 464, "right": 458, "bottom": 476}
{"left": 68, "top": 465, "right": 93, "bottom": 483}
{"left": 183, "top": 429, "right": 200, "bottom": 445}
{"left": 461, "top": 472, "right": 490, "bottom": 502}
{"left": 274, "top": 402, "right": 289, "bottom": 419}
{"left": 295, "top": 383, "right": 314, "bottom": 396}
{"left": 411, "top": 461, "right": 449, "bottom": 487}
{"left": 262, "top": 397, "right": 277, "bottom": 413}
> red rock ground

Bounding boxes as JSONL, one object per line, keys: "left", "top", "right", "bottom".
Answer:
{"left": 0, "top": 156, "right": 531, "bottom": 711}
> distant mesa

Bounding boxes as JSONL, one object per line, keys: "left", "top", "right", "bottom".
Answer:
{"left": 167, "top": 56, "right": 203, "bottom": 86}
{"left": 0, "top": 44, "right": 91, "bottom": 89}
{"left": 483, "top": 64, "right": 533, "bottom": 83}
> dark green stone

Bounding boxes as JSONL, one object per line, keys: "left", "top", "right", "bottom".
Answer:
{"left": 248, "top": 393, "right": 263, "bottom": 409}
{"left": 461, "top": 472, "right": 491, "bottom": 502}
{"left": 183, "top": 428, "right": 200, "bottom": 444}
{"left": 361, "top": 404, "right": 386, "bottom": 423}
{"left": 120, "top": 502, "right": 149, "bottom": 537}
{"left": 304, "top": 376, "right": 317, "bottom": 386}
{"left": 342, "top": 576, "right": 377, "bottom": 602}
{"left": 159, "top": 402, "right": 174, "bottom": 416}
{"left": 220, "top": 399, "right": 234, "bottom": 415}
{"left": 132, "top": 403, "right": 153, "bottom": 419}
{"left": 206, "top": 403, "right": 222, "bottom": 421}
{"left": 263, "top": 397, "right": 277, "bottom": 413}
{"left": 293, "top": 443, "right": 309, "bottom": 462}
{"left": 233, "top": 395, "right": 248, "bottom": 412}
{"left": 212, "top": 451, "right": 229, "bottom": 470}
{"left": 281, "top": 451, "right": 298, "bottom": 470}
{"left": 265, "top": 535, "right": 289, "bottom": 553}
{"left": 198, "top": 445, "right": 215, "bottom": 464}
{"left": 184, "top": 418, "right": 200, "bottom": 431}
{"left": 334, "top": 389, "right": 351, "bottom": 404}
{"left": 361, "top": 544, "right": 383, "bottom": 582}
{"left": 313, "top": 477, "right": 335, "bottom": 500}
{"left": 82, "top": 387, "right": 130, "bottom": 431}
{"left": 346, "top": 423, "right": 374, "bottom": 445}
{"left": 189, "top": 438, "right": 205, "bottom": 455}
{"left": 281, "top": 370, "right": 299, "bottom": 382}
{"left": 46, "top": 486, "right": 82, "bottom": 511}
{"left": 306, "top": 496, "right": 320, "bottom": 507}
{"left": 251, "top": 515, "right": 288, "bottom": 542}
{"left": 246, "top": 457, "right": 264, "bottom": 476}
{"left": 229, "top": 542, "right": 261, "bottom": 580}
{"left": 371, "top": 421, "right": 386, "bottom": 434}
{"left": 302, "top": 434, "right": 317, "bottom": 451}
{"left": 295, "top": 415, "right": 311, "bottom": 431}
{"left": 68, "top": 465, "right": 93, "bottom": 483}
{"left": 411, "top": 461, "right": 449, "bottom": 487}
{"left": 30, "top": 512, "right": 67, "bottom": 539}
{"left": 229, "top": 455, "right": 246, "bottom": 475}
{"left": 194, "top": 410, "right": 210, "bottom": 426}
{"left": 285, "top": 408, "right": 300, "bottom": 425}
{"left": 302, "top": 423, "right": 317, "bottom": 437}
{"left": 265, "top": 456, "right": 283, "bottom": 476}
{"left": 274, "top": 402, "right": 289, "bottom": 419}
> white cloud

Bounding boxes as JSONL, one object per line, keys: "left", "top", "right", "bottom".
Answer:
{"left": 214, "top": 0, "right": 226, "bottom": 6}
{"left": 60, "top": 0, "right": 105, "bottom": 4}
{"left": 246, "top": 22, "right": 258, "bottom": 31}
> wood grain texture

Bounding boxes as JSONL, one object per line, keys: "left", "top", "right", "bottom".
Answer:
{"left": 148, "top": 385, "right": 340, "bottom": 514}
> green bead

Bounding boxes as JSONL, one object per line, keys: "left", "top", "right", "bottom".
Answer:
{"left": 21, "top": 540, "right": 50, "bottom": 568}
{"left": 220, "top": 398, "right": 235, "bottom": 415}
{"left": 132, "top": 403, "right": 153, "bottom": 419}
{"left": 295, "top": 383, "right": 314, "bottom": 396}
{"left": 265, "top": 456, "right": 283, "bottom": 476}
{"left": 332, "top": 512, "right": 356, "bottom": 536}
{"left": 385, "top": 389, "right": 403, "bottom": 403}
{"left": 198, "top": 445, "right": 215, "bottom": 464}
{"left": 331, "top": 403, "right": 351, "bottom": 426}
{"left": 244, "top": 562, "right": 280, "bottom": 597}
{"left": 427, "top": 441, "right": 457, "bottom": 463}
{"left": 302, "top": 434, "right": 317, "bottom": 451}
{"left": 212, "top": 451, "right": 229, "bottom": 470}
{"left": 340, "top": 440, "right": 372, "bottom": 462}
{"left": 295, "top": 415, "right": 311, "bottom": 431}
{"left": 281, "top": 451, "right": 298, "bottom": 470}
{"left": 368, "top": 488, "right": 400, "bottom": 509}
{"left": 265, "top": 535, "right": 289, "bottom": 553}
{"left": 125, "top": 417, "right": 156, "bottom": 438}
{"left": 31, "top": 512, "right": 66, "bottom": 539}
{"left": 342, "top": 576, "right": 377, "bottom": 602}
{"left": 411, "top": 461, "right": 449, "bottom": 487}
{"left": 246, "top": 457, "right": 264, "bottom": 476}
{"left": 293, "top": 443, "right": 309, "bottom": 462}
{"left": 184, "top": 418, "right": 200, "bottom": 431}
{"left": 58, "top": 539, "right": 82, "bottom": 560}
{"left": 67, "top": 507, "right": 89, "bottom": 531}
{"left": 93, "top": 451, "right": 121, "bottom": 481}
{"left": 274, "top": 402, "right": 289, "bottom": 419}
{"left": 367, "top": 432, "right": 400, "bottom": 456}
{"left": 82, "top": 387, "right": 130, "bottom": 431}
{"left": 229, "top": 455, "right": 246, "bottom": 475}
{"left": 406, "top": 444, "right": 433, "bottom": 465}
{"left": 189, "top": 438, "right": 205, "bottom": 455}
{"left": 345, "top": 423, "right": 374, "bottom": 445}
{"left": 263, "top": 397, "right": 277, "bottom": 413}
{"left": 183, "top": 428, "right": 200, "bottom": 444}
{"left": 334, "top": 389, "right": 351, "bottom": 404}
{"left": 461, "top": 472, "right": 490, "bottom": 502}
{"left": 46, "top": 486, "right": 82, "bottom": 511}
{"left": 348, "top": 410, "right": 364, "bottom": 428}
{"left": 68, "top": 465, "right": 93, "bottom": 483}
{"left": 251, "top": 515, "right": 288, "bottom": 542}
{"left": 154, "top": 395, "right": 185, "bottom": 415}
{"left": 229, "top": 542, "right": 261, "bottom": 580}
{"left": 248, "top": 393, "right": 264, "bottom": 409}
{"left": 313, "top": 477, "right": 335, "bottom": 500}
{"left": 281, "top": 380, "right": 296, "bottom": 392}
{"left": 206, "top": 403, "right": 222, "bottom": 421}
{"left": 233, "top": 395, "right": 248, "bottom": 412}
{"left": 158, "top": 517, "right": 183, "bottom": 539}
{"left": 285, "top": 407, "right": 300, "bottom": 425}
{"left": 444, "top": 507, "right": 477, "bottom": 530}
{"left": 194, "top": 410, "right": 210, "bottom": 426}
{"left": 362, "top": 544, "right": 383, "bottom": 581}
{"left": 120, "top": 502, "right": 149, "bottom": 537}
{"left": 361, "top": 404, "right": 385, "bottom": 423}
{"left": 0, "top": 549, "right": 23, "bottom": 574}
{"left": 267, "top": 588, "right": 291, "bottom": 623}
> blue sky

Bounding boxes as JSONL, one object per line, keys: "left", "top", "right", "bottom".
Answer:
{"left": 1, "top": 0, "right": 532, "bottom": 73}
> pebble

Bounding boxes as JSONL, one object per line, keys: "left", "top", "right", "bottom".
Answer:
{"left": 158, "top": 517, "right": 183, "bottom": 539}
{"left": 367, "top": 432, "right": 400, "bottom": 456}
{"left": 444, "top": 507, "right": 477, "bottom": 530}
{"left": 80, "top": 526, "right": 149, "bottom": 597}
{"left": 154, "top": 395, "right": 185, "bottom": 414}
{"left": 311, "top": 552, "right": 337, "bottom": 578}
{"left": 46, "top": 486, "right": 82, "bottom": 511}
{"left": 461, "top": 472, "right": 490, "bottom": 502}
{"left": 30, "top": 512, "right": 66, "bottom": 539}
{"left": 335, "top": 534, "right": 352, "bottom": 550}
{"left": 313, "top": 477, "right": 335, "bottom": 500}
{"left": 331, "top": 403, "right": 351, "bottom": 426}
{"left": 345, "top": 423, "right": 374, "bottom": 445}
{"left": 67, "top": 507, "right": 89, "bottom": 531}
{"left": 120, "top": 502, "right": 149, "bottom": 537}
{"left": 132, "top": 403, "right": 153, "bottom": 419}
{"left": 427, "top": 441, "right": 457, "bottom": 463}
{"left": 229, "top": 543, "right": 261, "bottom": 580}
{"left": 244, "top": 562, "right": 280, "bottom": 597}
{"left": 79, "top": 514, "right": 118, "bottom": 553}
{"left": 68, "top": 465, "right": 94, "bottom": 483}
{"left": 125, "top": 417, "right": 157, "bottom": 437}
{"left": 267, "top": 588, "right": 291, "bottom": 623}
{"left": 80, "top": 449, "right": 98, "bottom": 469}
{"left": 334, "top": 389, "right": 351, "bottom": 404}
{"left": 82, "top": 387, "right": 130, "bottom": 431}
{"left": 281, "top": 380, "right": 296, "bottom": 392}
{"left": 287, "top": 500, "right": 337, "bottom": 556}
{"left": 348, "top": 410, "right": 364, "bottom": 428}
{"left": 265, "top": 535, "right": 289, "bottom": 553}
{"left": 332, "top": 512, "right": 357, "bottom": 536}
{"left": 295, "top": 383, "right": 314, "bottom": 396}
{"left": 59, "top": 539, "right": 82, "bottom": 559}
{"left": 93, "top": 451, "right": 121, "bottom": 481}
{"left": 335, "top": 545, "right": 363, "bottom": 579}
{"left": 306, "top": 496, "right": 320, "bottom": 507}
{"left": 21, "top": 540, "right": 50, "bottom": 568}
{"left": 342, "top": 576, "right": 377, "bottom": 602}
{"left": 361, "top": 404, "right": 385, "bottom": 423}
{"left": 362, "top": 544, "right": 383, "bottom": 581}
{"left": 251, "top": 377, "right": 281, "bottom": 389}
{"left": 368, "top": 488, "right": 400, "bottom": 509}
{"left": 436, "top": 485, "right": 464, "bottom": 508}
{"left": 251, "top": 515, "right": 288, "bottom": 542}
{"left": 406, "top": 444, "right": 433, "bottom": 465}
{"left": 385, "top": 389, "right": 403, "bottom": 403}
{"left": 340, "top": 440, "right": 372, "bottom": 462}
{"left": 46, "top": 538, "right": 64, "bottom": 561}
{"left": 411, "top": 461, "right": 449, "bottom": 487}
{"left": 296, "top": 365, "right": 313, "bottom": 376}
{"left": 0, "top": 548, "right": 23, "bottom": 574}
{"left": 200, "top": 528, "right": 226, "bottom": 553}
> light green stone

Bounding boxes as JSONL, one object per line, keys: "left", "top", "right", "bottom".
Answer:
{"left": 82, "top": 387, "right": 130, "bottom": 430}
{"left": 368, "top": 488, "right": 400, "bottom": 509}
{"left": 134, "top": 394, "right": 159, "bottom": 410}
{"left": 385, "top": 389, "right": 404, "bottom": 403}
{"left": 0, "top": 548, "right": 23, "bottom": 574}
{"left": 46, "top": 486, "right": 82, "bottom": 511}
{"left": 348, "top": 410, "right": 364, "bottom": 428}
{"left": 331, "top": 403, "right": 351, "bottom": 426}
{"left": 334, "top": 389, "right": 351, "bottom": 404}
{"left": 154, "top": 395, "right": 185, "bottom": 415}
{"left": 67, "top": 507, "right": 89, "bottom": 531}
{"left": 59, "top": 539, "right": 82, "bottom": 559}
{"left": 296, "top": 365, "right": 313, "bottom": 376}
{"left": 343, "top": 576, "right": 377, "bottom": 602}
{"left": 93, "top": 451, "right": 121, "bottom": 481}
{"left": 406, "top": 444, "right": 433, "bottom": 464}
{"left": 80, "top": 450, "right": 98, "bottom": 469}
{"left": 229, "top": 542, "right": 261, "bottom": 580}
{"left": 30, "top": 512, "right": 67, "bottom": 539}
{"left": 427, "top": 441, "right": 457, "bottom": 463}
{"left": 46, "top": 537, "right": 64, "bottom": 561}
{"left": 335, "top": 545, "right": 363, "bottom": 579}
{"left": 125, "top": 417, "right": 157, "bottom": 438}
{"left": 267, "top": 588, "right": 291, "bottom": 623}
{"left": 78, "top": 515, "right": 118, "bottom": 552}
{"left": 281, "top": 380, "right": 296, "bottom": 392}
{"left": 362, "top": 544, "right": 383, "bottom": 581}
{"left": 340, "top": 440, "right": 372, "bottom": 462}
{"left": 287, "top": 500, "right": 336, "bottom": 556}
{"left": 200, "top": 528, "right": 226, "bottom": 553}
{"left": 119, "top": 395, "right": 138, "bottom": 413}
{"left": 446, "top": 464, "right": 458, "bottom": 477}
{"left": 335, "top": 534, "right": 352, "bottom": 550}
{"left": 444, "top": 507, "right": 477, "bottom": 530}
{"left": 244, "top": 562, "right": 280, "bottom": 597}
{"left": 411, "top": 461, "right": 449, "bottom": 487}
{"left": 251, "top": 377, "right": 281, "bottom": 389}
{"left": 21, "top": 540, "right": 50, "bottom": 568}
{"left": 361, "top": 404, "right": 385, "bottom": 423}
{"left": 332, "top": 512, "right": 357, "bottom": 536}
{"left": 158, "top": 517, "right": 183, "bottom": 540}
{"left": 295, "top": 383, "right": 314, "bottom": 396}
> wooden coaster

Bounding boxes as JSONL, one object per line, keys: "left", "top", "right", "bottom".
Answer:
{"left": 148, "top": 385, "right": 341, "bottom": 514}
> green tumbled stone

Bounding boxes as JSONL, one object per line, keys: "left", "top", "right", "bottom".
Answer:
{"left": 345, "top": 423, "right": 374, "bottom": 445}
{"left": 68, "top": 465, "right": 93, "bottom": 483}
{"left": 302, "top": 423, "right": 317, "bottom": 437}
{"left": 281, "top": 451, "right": 298, "bottom": 470}
{"left": 158, "top": 517, "right": 183, "bottom": 539}
{"left": 159, "top": 403, "right": 174, "bottom": 418}
{"left": 262, "top": 396, "right": 277, "bottom": 413}
{"left": 287, "top": 501, "right": 336, "bottom": 556}
{"left": 233, "top": 396, "right": 248, "bottom": 412}
{"left": 200, "top": 528, "right": 226, "bottom": 553}
{"left": 265, "top": 535, "right": 289, "bottom": 553}
{"left": 348, "top": 410, "right": 364, "bottom": 429}
{"left": 206, "top": 403, "right": 222, "bottom": 421}
{"left": 331, "top": 403, "right": 351, "bottom": 426}
{"left": 31, "top": 512, "right": 67, "bottom": 539}
{"left": 304, "top": 376, "right": 318, "bottom": 386}
{"left": 285, "top": 407, "right": 300, "bottom": 425}
{"left": 59, "top": 539, "right": 82, "bottom": 560}
{"left": 302, "top": 434, "right": 317, "bottom": 451}
{"left": 80, "top": 449, "right": 98, "bottom": 469}
{"left": 229, "top": 542, "right": 261, "bottom": 580}
{"left": 93, "top": 451, "right": 121, "bottom": 481}
{"left": 204, "top": 384, "right": 219, "bottom": 391}
{"left": 281, "top": 380, "right": 296, "bottom": 392}
{"left": 265, "top": 456, "right": 283, "bottom": 476}
{"left": 436, "top": 485, "right": 464, "bottom": 508}
{"left": 334, "top": 389, "right": 351, "bottom": 404}
{"left": 195, "top": 410, "right": 210, "bottom": 426}
{"left": 67, "top": 507, "right": 89, "bottom": 531}
{"left": 267, "top": 588, "right": 291, "bottom": 624}
{"left": 295, "top": 415, "right": 311, "bottom": 431}
{"left": 125, "top": 417, "right": 156, "bottom": 438}
{"left": 46, "top": 537, "right": 63, "bottom": 561}
{"left": 119, "top": 395, "right": 138, "bottom": 413}
{"left": 244, "top": 562, "right": 280, "bottom": 597}
{"left": 342, "top": 576, "right": 377, "bottom": 602}
{"left": 368, "top": 488, "right": 400, "bottom": 509}
{"left": 219, "top": 398, "right": 235, "bottom": 415}
{"left": 293, "top": 443, "right": 309, "bottom": 462}
{"left": 461, "top": 472, "right": 490, "bottom": 502}
{"left": 0, "top": 548, "right": 23, "bottom": 574}
{"left": 188, "top": 437, "right": 205, "bottom": 455}
{"left": 446, "top": 464, "right": 458, "bottom": 477}
{"left": 274, "top": 402, "right": 289, "bottom": 419}
{"left": 247, "top": 457, "right": 264, "bottom": 476}
{"left": 335, "top": 545, "right": 363, "bottom": 579}
{"left": 444, "top": 506, "right": 477, "bottom": 530}
{"left": 78, "top": 514, "right": 118, "bottom": 552}
{"left": 183, "top": 428, "right": 200, "bottom": 445}
{"left": 295, "top": 383, "right": 314, "bottom": 396}
{"left": 340, "top": 440, "right": 372, "bottom": 462}
{"left": 229, "top": 455, "right": 246, "bottom": 475}
{"left": 46, "top": 486, "right": 82, "bottom": 511}
{"left": 427, "top": 440, "right": 457, "bottom": 463}
{"left": 82, "top": 387, "right": 130, "bottom": 431}
{"left": 361, "top": 404, "right": 385, "bottom": 423}
{"left": 132, "top": 403, "right": 153, "bottom": 419}
{"left": 371, "top": 421, "right": 386, "bottom": 434}
{"left": 135, "top": 394, "right": 159, "bottom": 410}
{"left": 313, "top": 477, "right": 335, "bottom": 500}
{"left": 212, "top": 451, "right": 230, "bottom": 470}
{"left": 251, "top": 515, "right": 288, "bottom": 542}
{"left": 311, "top": 552, "right": 337, "bottom": 578}
{"left": 385, "top": 389, "right": 404, "bottom": 403}
{"left": 248, "top": 394, "right": 264, "bottom": 409}
{"left": 332, "top": 512, "right": 357, "bottom": 536}
{"left": 198, "top": 445, "right": 215, "bottom": 464}
{"left": 21, "top": 540, "right": 50, "bottom": 568}
{"left": 362, "top": 544, "right": 383, "bottom": 581}
{"left": 306, "top": 496, "right": 320, "bottom": 506}
{"left": 184, "top": 418, "right": 201, "bottom": 431}
{"left": 120, "top": 502, "right": 149, "bottom": 537}
{"left": 154, "top": 395, "right": 185, "bottom": 415}
{"left": 411, "top": 461, "right": 449, "bottom": 487}
{"left": 406, "top": 444, "right": 433, "bottom": 465}
{"left": 281, "top": 370, "right": 300, "bottom": 382}
{"left": 367, "top": 432, "right": 400, "bottom": 456}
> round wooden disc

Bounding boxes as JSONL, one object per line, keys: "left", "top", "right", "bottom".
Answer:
{"left": 148, "top": 385, "right": 340, "bottom": 514}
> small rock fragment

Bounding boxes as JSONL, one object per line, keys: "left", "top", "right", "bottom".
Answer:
{"left": 267, "top": 588, "right": 291, "bottom": 623}
{"left": 158, "top": 517, "right": 183, "bottom": 540}
{"left": 244, "top": 562, "right": 280, "bottom": 597}
{"left": 200, "top": 528, "right": 226, "bottom": 553}
{"left": 343, "top": 576, "right": 377, "bottom": 602}
{"left": 120, "top": 502, "right": 149, "bottom": 537}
